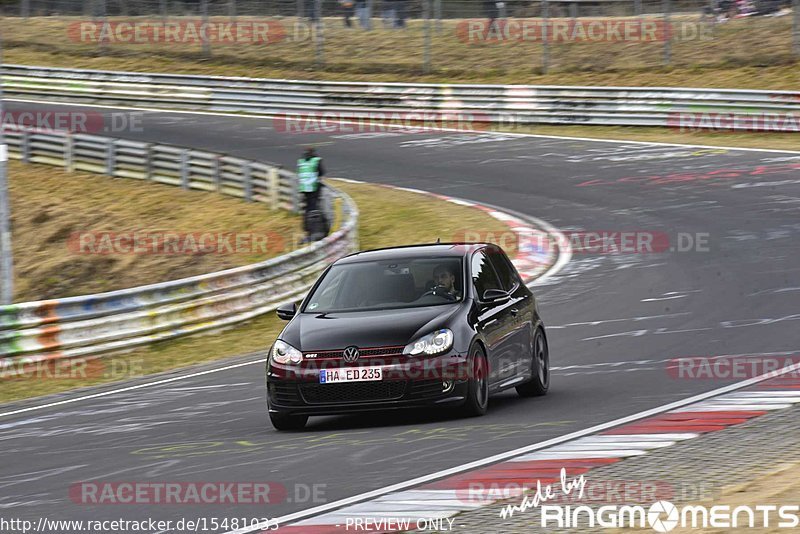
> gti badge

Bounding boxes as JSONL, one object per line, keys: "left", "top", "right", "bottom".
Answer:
{"left": 343, "top": 346, "right": 360, "bottom": 363}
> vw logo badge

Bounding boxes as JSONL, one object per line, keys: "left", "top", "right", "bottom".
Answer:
{"left": 343, "top": 346, "right": 360, "bottom": 363}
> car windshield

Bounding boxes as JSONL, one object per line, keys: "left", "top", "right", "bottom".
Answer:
{"left": 303, "top": 256, "right": 464, "bottom": 313}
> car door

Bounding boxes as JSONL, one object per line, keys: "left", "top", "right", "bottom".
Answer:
{"left": 486, "top": 247, "right": 534, "bottom": 386}
{"left": 470, "top": 248, "right": 517, "bottom": 390}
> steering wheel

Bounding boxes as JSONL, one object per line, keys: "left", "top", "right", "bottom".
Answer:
{"left": 422, "top": 285, "right": 457, "bottom": 301}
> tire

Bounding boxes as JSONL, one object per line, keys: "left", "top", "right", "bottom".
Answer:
{"left": 269, "top": 411, "right": 308, "bottom": 431}
{"left": 516, "top": 327, "right": 550, "bottom": 397}
{"left": 461, "top": 344, "right": 489, "bottom": 417}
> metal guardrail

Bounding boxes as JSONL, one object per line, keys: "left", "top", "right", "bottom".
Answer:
{"left": 0, "top": 126, "right": 359, "bottom": 368}
{"left": 3, "top": 64, "right": 799, "bottom": 131}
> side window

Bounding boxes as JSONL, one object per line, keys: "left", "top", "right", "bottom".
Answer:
{"left": 487, "top": 248, "right": 520, "bottom": 291}
{"left": 471, "top": 250, "right": 502, "bottom": 299}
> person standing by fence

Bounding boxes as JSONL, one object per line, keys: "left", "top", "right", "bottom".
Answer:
{"left": 355, "top": 0, "right": 372, "bottom": 30}
{"left": 297, "top": 147, "right": 329, "bottom": 241}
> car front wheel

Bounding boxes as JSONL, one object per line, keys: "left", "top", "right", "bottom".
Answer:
{"left": 461, "top": 344, "right": 489, "bottom": 416}
{"left": 516, "top": 327, "right": 549, "bottom": 397}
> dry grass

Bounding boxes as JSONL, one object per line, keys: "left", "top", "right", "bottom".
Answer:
{"left": 8, "top": 160, "right": 302, "bottom": 302}
{"left": 1, "top": 15, "right": 798, "bottom": 89}
{"left": 0, "top": 176, "right": 513, "bottom": 403}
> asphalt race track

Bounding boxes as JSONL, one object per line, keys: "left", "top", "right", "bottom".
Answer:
{"left": 2, "top": 102, "right": 799, "bottom": 530}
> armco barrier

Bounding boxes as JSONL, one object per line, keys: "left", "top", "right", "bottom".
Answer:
{"left": 3, "top": 64, "right": 799, "bottom": 131}
{"left": 0, "top": 127, "right": 359, "bottom": 369}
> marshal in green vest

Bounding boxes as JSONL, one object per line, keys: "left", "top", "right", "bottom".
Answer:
{"left": 297, "top": 157, "right": 322, "bottom": 193}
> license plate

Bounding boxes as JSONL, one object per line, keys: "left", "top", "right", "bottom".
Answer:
{"left": 320, "top": 367, "right": 383, "bottom": 383}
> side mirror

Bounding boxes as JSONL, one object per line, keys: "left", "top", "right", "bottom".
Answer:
{"left": 482, "top": 289, "right": 510, "bottom": 304}
{"left": 276, "top": 302, "right": 297, "bottom": 320}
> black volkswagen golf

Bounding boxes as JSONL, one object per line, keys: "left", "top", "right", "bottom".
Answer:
{"left": 266, "top": 243, "right": 549, "bottom": 430}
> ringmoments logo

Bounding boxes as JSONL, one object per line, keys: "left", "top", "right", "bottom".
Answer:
{"left": 539, "top": 501, "right": 800, "bottom": 531}
{"left": 497, "top": 468, "right": 799, "bottom": 531}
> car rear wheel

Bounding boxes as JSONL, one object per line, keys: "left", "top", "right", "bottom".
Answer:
{"left": 269, "top": 411, "right": 308, "bottom": 431}
{"left": 516, "top": 327, "right": 549, "bottom": 397}
{"left": 461, "top": 344, "right": 489, "bottom": 416}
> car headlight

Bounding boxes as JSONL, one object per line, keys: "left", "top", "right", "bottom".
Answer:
{"left": 404, "top": 329, "right": 454, "bottom": 356}
{"left": 271, "top": 340, "right": 303, "bottom": 364}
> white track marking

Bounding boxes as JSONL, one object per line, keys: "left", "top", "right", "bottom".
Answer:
{"left": 0, "top": 359, "right": 266, "bottom": 419}
{"left": 8, "top": 98, "right": 800, "bottom": 155}
{"left": 223, "top": 360, "right": 800, "bottom": 533}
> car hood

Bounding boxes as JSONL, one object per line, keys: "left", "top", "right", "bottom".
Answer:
{"left": 280, "top": 304, "right": 462, "bottom": 351}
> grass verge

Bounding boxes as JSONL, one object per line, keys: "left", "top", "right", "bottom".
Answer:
{"left": 8, "top": 160, "right": 302, "bottom": 302}
{"left": 2, "top": 16, "right": 798, "bottom": 89}
{"left": 0, "top": 177, "right": 514, "bottom": 403}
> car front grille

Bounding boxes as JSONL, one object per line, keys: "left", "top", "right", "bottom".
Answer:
{"left": 303, "top": 345, "right": 405, "bottom": 361}
{"left": 299, "top": 381, "right": 407, "bottom": 404}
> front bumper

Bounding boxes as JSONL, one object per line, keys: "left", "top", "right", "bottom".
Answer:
{"left": 266, "top": 352, "right": 470, "bottom": 416}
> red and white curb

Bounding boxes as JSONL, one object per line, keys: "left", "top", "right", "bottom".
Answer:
{"left": 331, "top": 178, "right": 561, "bottom": 285}
{"left": 236, "top": 373, "right": 800, "bottom": 534}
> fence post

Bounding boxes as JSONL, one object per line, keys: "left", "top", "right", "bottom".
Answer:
{"left": 0, "top": 139, "right": 11, "bottom": 305}
{"left": 663, "top": 0, "right": 672, "bottom": 65}
{"left": 21, "top": 131, "right": 30, "bottom": 164}
{"left": 314, "top": 0, "right": 325, "bottom": 68}
{"left": 423, "top": 0, "right": 432, "bottom": 74}
{"left": 201, "top": 0, "right": 211, "bottom": 57}
{"left": 570, "top": 2, "right": 577, "bottom": 20}
{"left": 542, "top": 0, "right": 550, "bottom": 74}
{"left": 290, "top": 170, "right": 301, "bottom": 214}
{"left": 794, "top": 0, "right": 799, "bottom": 56}
{"left": 434, "top": 0, "right": 442, "bottom": 33}
{"left": 297, "top": 0, "right": 304, "bottom": 19}
{"left": 160, "top": 0, "right": 167, "bottom": 21}
{"left": 213, "top": 156, "right": 222, "bottom": 192}
{"left": 65, "top": 133, "right": 74, "bottom": 173}
{"left": 0, "top": 63, "right": 11, "bottom": 305}
{"left": 229, "top": 0, "right": 237, "bottom": 24}
{"left": 269, "top": 167, "right": 280, "bottom": 209}
{"left": 181, "top": 149, "right": 189, "bottom": 190}
{"left": 106, "top": 139, "right": 116, "bottom": 177}
{"left": 634, "top": 0, "right": 642, "bottom": 16}
{"left": 144, "top": 144, "right": 152, "bottom": 180}
{"left": 98, "top": 0, "right": 108, "bottom": 56}
{"left": 243, "top": 162, "right": 253, "bottom": 202}
{"left": 21, "top": 0, "right": 30, "bottom": 18}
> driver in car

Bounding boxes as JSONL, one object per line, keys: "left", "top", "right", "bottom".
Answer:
{"left": 431, "top": 264, "right": 461, "bottom": 300}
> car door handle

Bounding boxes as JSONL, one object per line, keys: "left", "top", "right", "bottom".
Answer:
{"left": 510, "top": 308, "right": 518, "bottom": 316}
